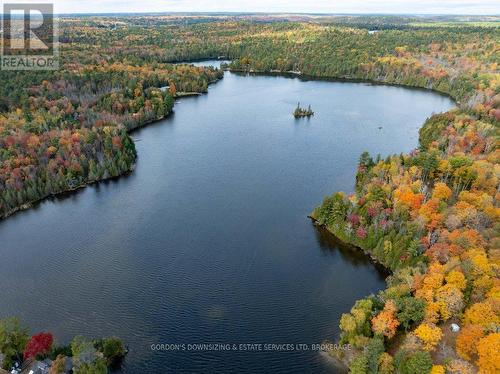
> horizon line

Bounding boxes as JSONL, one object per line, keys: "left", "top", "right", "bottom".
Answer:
{"left": 13, "top": 11, "right": 500, "bottom": 17}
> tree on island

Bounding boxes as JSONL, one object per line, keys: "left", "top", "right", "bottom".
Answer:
{"left": 293, "top": 102, "right": 314, "bottom": 118}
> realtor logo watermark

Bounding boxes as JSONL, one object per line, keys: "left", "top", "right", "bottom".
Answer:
{"left": 1, "top": 2, "right": 59, "bottom": 70}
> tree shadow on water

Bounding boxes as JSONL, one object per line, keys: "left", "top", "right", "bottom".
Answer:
{"left": 312, "top": 221, "right": 389, "bottom": 279}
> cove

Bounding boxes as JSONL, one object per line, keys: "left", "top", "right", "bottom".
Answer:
{"left": 0, "top": 61, "right": 454, "bottom": 373}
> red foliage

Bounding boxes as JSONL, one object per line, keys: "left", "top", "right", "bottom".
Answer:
{"left": 425, "top": 243, "right": 450, "bottom": 263}
{"left": 24, "top": 332, "right": 53, "bottom": 360}
{"left": 367, "top": 207, "right": 378, "bottom": 218}
{"left": 112, "top": 136, "right": 123, "bottom": 149}
{"left": 356, "top": 226, "right": 367, "bottom": 239}
{"left": 348, "top": 214, "right": 360, "bottom": 226}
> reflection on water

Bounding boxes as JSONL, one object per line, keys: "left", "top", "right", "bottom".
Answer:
{"left": 0, "top": 63, "right": 454, "bottom": 373}
{"left": 313, "top": 222, "right": 389, "bottom": 276}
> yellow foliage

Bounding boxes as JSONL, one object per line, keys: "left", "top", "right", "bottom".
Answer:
{"left": 424, "top": 302, "right": 440, "bottom": 324}
{"left": 473, "top": 275, "right": 493, "bottom": 297}
{"left": 422, "top": 265, "right": 445, "bottom": 291}
{"left": 415, "top": 323, "right": 442, "bottom": 351}
{"left": 487, "top": 284, "right": 500, "bottom": 299}
{"left": 415, "top": 287, "right": 434, "bottom": 303}
{"left": 484, "top": 205, "right": 500, "bottom": 220}
{"left": 463, "top": 302, "right": 499, "bottom": 328}
{"left": 445, "top": 270, "right": 466, "bottom": 291}
{"left": 339, "top": 313, "right": 356, "bottom": 334}
{"left": 430, "top": 365, "right": 445, "bottom": 374}
{"left": 470, "top": 252, "right": 492, "bottom": 276}
{"left": 378, "top": 352, "right": 394, "bottom": 374}
{"left": 433, "top": 182, "right": 452, "bottom": 201}
{"left": 352, "top": 308, "right": 367, "bottom": 326}
{"left": 477, "top": 333, "right": 500, "bottom": 374}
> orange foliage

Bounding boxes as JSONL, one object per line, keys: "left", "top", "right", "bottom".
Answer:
{"left": 394, "top": 187, "right": 424, "bottom": 210}
{"left": 371, "top": 300, "right": 400, "bottom": 339}
{"left": 477, "top": 333, "right": 500, "bottom": 374}
{"left": 456, "top": 325, "right": 484, "bottom": 361}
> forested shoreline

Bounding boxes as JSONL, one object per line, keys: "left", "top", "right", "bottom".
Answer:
{"left": 0, "top": 62, "right": 223, "bottom": 219}
{"left": 312, "top": 108, "right": 498, "bottom": 374}
{"left": 0, "top": 15, "right": 498, "bottom": 374}
{"left": 2, "top": 16, "right": 497, "bottom": 220}
{"left": 181, "top": 17, "right": 499, "bottom": 373}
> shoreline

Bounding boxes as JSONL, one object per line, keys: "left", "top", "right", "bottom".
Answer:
{"left": 0, "top": 65, "right": 458, "bottom": 224}
{"left": 227, "top": 67, "right": 459, "bottom": 104}
{"left": 308, "top": 215, "right": 393, "bottom": 274}
{"left": 0, "top": 75, "right": 223, "bottom": 222}
{"left": 0, "top": 166, "right": 135, "bottom": 221}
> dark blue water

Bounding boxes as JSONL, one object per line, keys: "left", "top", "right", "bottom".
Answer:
{"left": 0, "top": 62, "right": 454, "bottom": 373}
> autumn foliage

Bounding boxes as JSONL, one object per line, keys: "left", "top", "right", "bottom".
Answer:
{"left": 23, "top": 332, "right": 53, "bottom": 360}
{"left": 311, "top": 23, "right": 499, "bottom": 371}
{"left": 476, "top": 333, "right": 500, "bottom": 374}
{"left": 371, "top": 300, "right": 400, "bottom": 339}
{"left": 415, "top": 323, "right": 442, "bottom": 351}
{"left": 0, "top": 15, "right": 498, "bottom": 374}
{"left": 456, "top": 325, "right": 484, "bottom": 361}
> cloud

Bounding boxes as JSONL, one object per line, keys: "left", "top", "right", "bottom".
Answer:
{"left": 50, "top": 0, "right": 500, "bottom": 15}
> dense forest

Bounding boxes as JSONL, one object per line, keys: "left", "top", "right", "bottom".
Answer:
{"left": 2, "top": 15, "right": 497, "bottom": 220}
{"left": 0, "top": 14, "right": 498, "bottom": 374}
{"left": 0, "top": 46, "right": 222, "bottom": 218}
{"left": 313, "top": 106, "right": 499, "bottom": 373}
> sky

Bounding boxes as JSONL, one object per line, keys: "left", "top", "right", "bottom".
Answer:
{"left": 20, "top": 0, "right": 500, "bottom": 15}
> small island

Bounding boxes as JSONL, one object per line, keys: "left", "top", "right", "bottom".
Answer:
{"left": 293, "top": 103, "right": 314, "bottom": 118}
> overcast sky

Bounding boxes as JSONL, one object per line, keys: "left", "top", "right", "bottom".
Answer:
{"left": 45, "top": 0, "right": 499, "bottom": 15}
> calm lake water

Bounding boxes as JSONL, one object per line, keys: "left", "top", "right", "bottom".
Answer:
{"left": 0, "top": 61, "right": 454, "bottom": 373}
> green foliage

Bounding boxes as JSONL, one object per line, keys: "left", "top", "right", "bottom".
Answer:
{"left": 70, "top": 335, "right": 126, "bottom": 372}
{"left": 419, "top": 113, "right": 453, "bottom": 150}
{"left": 0, "top": 318, "right": 29, "bottom": 369}
{"left": 365, "top": 336, "right": 385, "bottom": 374}
{"left": 0, "top": 318, "right": 124, "bottom": 372}
{"left": 313, "top": 192, "right": 349, "bottom": 227}
{"left": 0, "top": 15, "right": 498, "bottom": 373}
{"left": 49, "top": 344, "right": 73, "bottom": 360}
{"left": 71, "top": 336, "right": 100, "bottom": 369}
{"left": 0, "top": 56, "right": 222, "bottom": 218}
{"left": 394, "top": 350, "right": 432, "bottom": 374}
{"left": 396, "top": 297, "right": 426, "bottom": 330}
{"left": 350, "top": 353, "right": 369, "bottom": 374}
{"left": 73, "top": 358, "right": 107, "bottom": 374}
{"left": 98, "top": 337, "right": 126, "bottom": 363}
{"left": 339, "top": 297, "right": 376, "bottom": 346}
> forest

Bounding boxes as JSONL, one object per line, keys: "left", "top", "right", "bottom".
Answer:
{"left": 0, "top": 14, "right": 498, "bottom": 374}
{"left": 0, "top": 47, "right": 222, "bottom": 218}
{"left": 2, "top": 15, "right": 498, "bottom": 220}
{"left": 313, "top": 106, "right": 499, "bottom": 373}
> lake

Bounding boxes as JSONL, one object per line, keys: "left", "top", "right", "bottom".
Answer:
{"left": 0, "top": 61, "right": 454, "bottom": 373}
